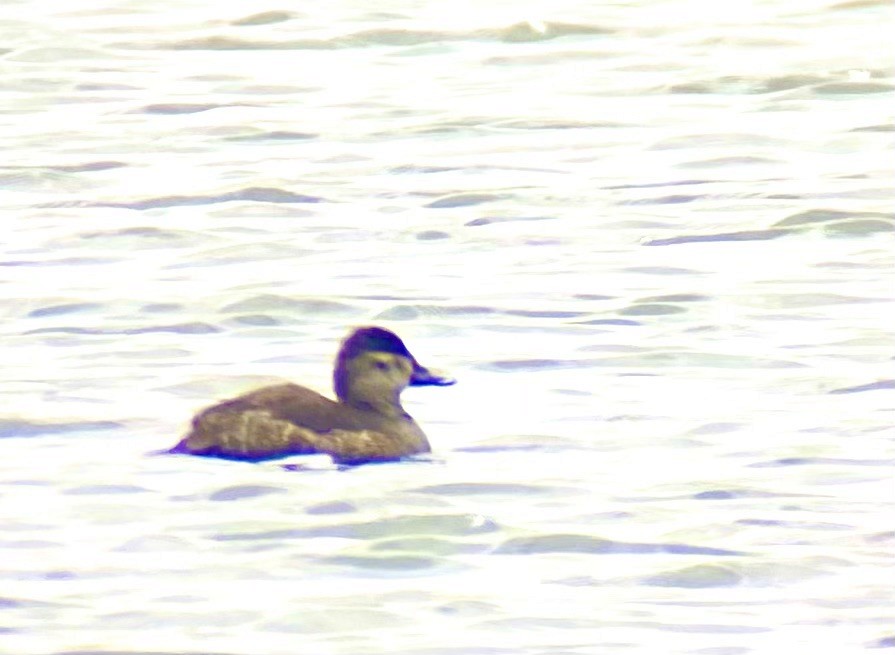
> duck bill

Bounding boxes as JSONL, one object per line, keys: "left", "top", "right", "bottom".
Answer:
{"left": 410, "top": 362, "right": 455, "bottom": 387}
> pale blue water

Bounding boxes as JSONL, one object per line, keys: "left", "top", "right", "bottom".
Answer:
{"left": 1, "top": 1, "right": 893, "bottom": 653}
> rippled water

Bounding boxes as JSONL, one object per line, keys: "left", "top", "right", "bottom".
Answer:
{"left": 1, "top": 1, "right": 893, "bottom": 653}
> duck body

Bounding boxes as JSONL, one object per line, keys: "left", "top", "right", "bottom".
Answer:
{"left": 170, "top": 327, "right": 453, "bottom": 465}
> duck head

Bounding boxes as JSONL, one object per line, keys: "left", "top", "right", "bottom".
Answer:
{"left": 334, "top": 326, "right": 454, "bottom": 415}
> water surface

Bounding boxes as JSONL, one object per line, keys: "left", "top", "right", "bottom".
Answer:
{"left": 1, "top": 1, "right": 893, "bottom": 653}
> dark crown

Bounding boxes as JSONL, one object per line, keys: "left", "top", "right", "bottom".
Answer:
{"left": 339, "top": 327, "right": 413, "bottom": 361}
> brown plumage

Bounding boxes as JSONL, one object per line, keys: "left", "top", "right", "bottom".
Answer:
{"left": 170, "top": 327, "right": 454, "bottom": 465}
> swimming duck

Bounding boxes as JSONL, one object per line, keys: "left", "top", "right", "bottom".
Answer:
{"left": 170, "top": 326, "right": 454, "bottom": 465}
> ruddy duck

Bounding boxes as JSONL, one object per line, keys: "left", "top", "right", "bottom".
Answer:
{"left": 170, "top": 326, "right": 454, "bottom": 465}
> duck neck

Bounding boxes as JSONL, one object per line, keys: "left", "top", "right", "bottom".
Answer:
{"left": 348, "top": 395, "right": 407, "bottom": 418}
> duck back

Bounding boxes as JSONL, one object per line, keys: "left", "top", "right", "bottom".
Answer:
{"left": 172, "top": 383, "right": 430, "bottom": 464}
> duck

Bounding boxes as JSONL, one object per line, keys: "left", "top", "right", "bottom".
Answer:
{"left": 169, "top": 326, "right": 455, "bottom": 465}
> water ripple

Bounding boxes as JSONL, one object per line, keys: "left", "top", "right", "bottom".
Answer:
{"left": 496, "top": 534, "right": 745, "bottom": 557}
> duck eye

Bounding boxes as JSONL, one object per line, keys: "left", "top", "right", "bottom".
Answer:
{"left": 374, "top": 361, "right": 389, "bottom": 371}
